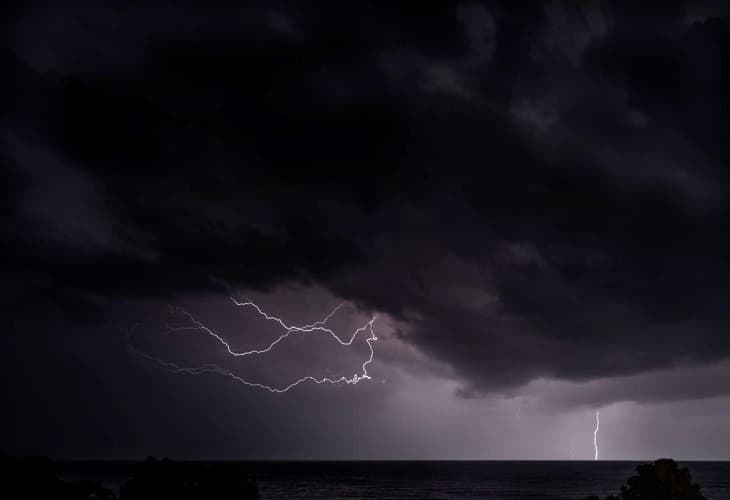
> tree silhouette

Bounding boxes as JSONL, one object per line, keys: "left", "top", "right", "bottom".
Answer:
{"left": 0, "top": 455, "right": 115, "bottom": 500}
{"left": 0, "top": 455, "right": 257, "bottom": 500}
{"left": 586, "top": 459, "right": 706, "bottom": 500}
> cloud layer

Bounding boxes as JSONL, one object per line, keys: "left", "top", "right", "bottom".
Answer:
{"left": 3, "top": 1, "right": 730, "bottom": 407}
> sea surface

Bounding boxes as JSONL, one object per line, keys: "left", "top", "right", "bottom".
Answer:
{"left": 60, "top": 460, "right": 730, "bottom": 499}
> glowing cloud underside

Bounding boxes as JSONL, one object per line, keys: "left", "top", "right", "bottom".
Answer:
{"left": 129, "top": 297, "right": 378, "bottom": 393}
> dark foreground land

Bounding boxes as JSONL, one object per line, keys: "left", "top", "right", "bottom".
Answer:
{"left": 583, "top": 459, "right": 707, "bottom": 499}
{"left": 5, "top": 456, "right": 730, "bottom": 499}
{"left": 1, "top": 456, "right": 258, "bottom": 499}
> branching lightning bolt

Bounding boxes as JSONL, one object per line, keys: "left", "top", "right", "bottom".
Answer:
{"left": 129, "top": 297, "right": 378, "bottom": 393}
{"left": 593, "top": 409, "right": 600, "bottom": 461}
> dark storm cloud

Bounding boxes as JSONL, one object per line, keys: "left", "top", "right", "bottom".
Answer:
{"left": 3, "top": 1, "right": 730, "bottom": 404}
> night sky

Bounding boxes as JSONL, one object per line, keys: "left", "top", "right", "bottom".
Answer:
{"left": 3, "top": 2, "right": 730, "bottom": 460}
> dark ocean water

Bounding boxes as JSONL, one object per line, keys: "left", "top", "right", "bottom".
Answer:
{"left": 61, "top": 460, "right": 730, "bottom": 499}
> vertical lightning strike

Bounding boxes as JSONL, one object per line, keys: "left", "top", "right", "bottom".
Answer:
{"left": 129, "top": 297, "right": 378, "bottom": 393}
{"left": 593, "top": 409, "right": 600, "bottom": 461}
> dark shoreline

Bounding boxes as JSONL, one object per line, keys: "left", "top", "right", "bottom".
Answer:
{"left": 48, "top": 459, "right": 730, "bottom": 499}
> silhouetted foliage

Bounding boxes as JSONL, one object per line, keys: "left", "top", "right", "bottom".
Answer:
{"left": 119, "top": 456, "right": 258, "bottom": 500}
{"left": 0, "top": 455, "right": 257, "bottom": 500}
{"left": 0, "top": 455, "right": 115, "bottom": 500}
{"left": 586, "top": 459, "right": 706, "bottom": 500}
